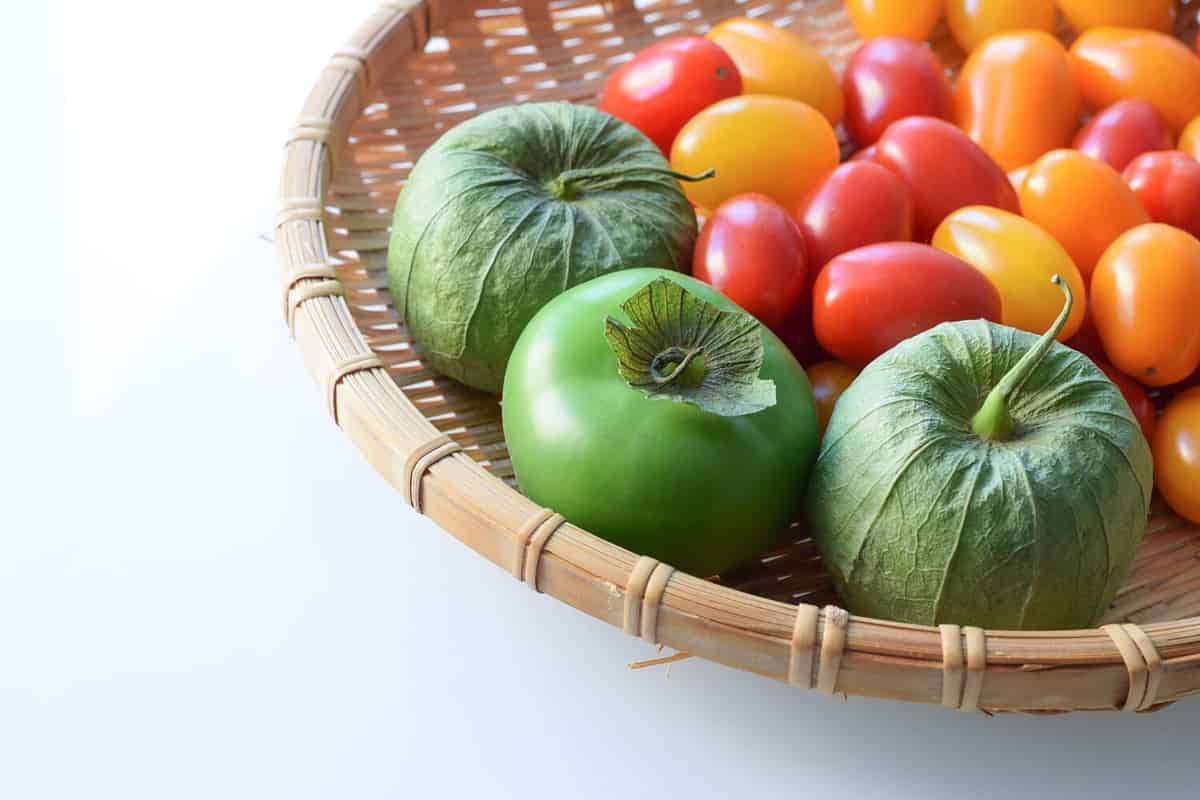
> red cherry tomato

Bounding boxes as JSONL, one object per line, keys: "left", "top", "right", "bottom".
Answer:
{"left": 842, "top": 38, "right": 952, "bottom": 148}
{"left": 1122, "top": 151, "right": 1200, "bottom": 239}
{"left": 812, "top": 242, "right": 1003, "bottom": 367}
{"left": 1065, "top": 311, "right": 1107, "bottom": 363}
{"left": 849, "top": 145, "right": 878, "bottom": 163}
{"left": 875, "top": 117, "right": 1019, "bottom": 241}
{"left": 795, "top": 162, "right": 914, "bottom": 270}
{"left": 692, "top": 194, "right": 809, "bottom": 329}
{"left": 598, "top": 37, "right": 741, "bottom": 154}
{"left": 775, "top": 295, "right": 829, "bottom": 367}
{"left": 1096, "top": 361, "right": 1157, "bottom": 442}
{"left": 1073, "top": 100, "right": 1174, "bottom": 172}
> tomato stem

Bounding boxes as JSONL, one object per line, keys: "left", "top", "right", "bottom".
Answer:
{"left": 972, "top": 275, "right": 1073, "bottom": 442}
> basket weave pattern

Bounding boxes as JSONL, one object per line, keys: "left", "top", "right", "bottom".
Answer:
{"left": 279, "top": 0, "right": 1200, "bottom": 712}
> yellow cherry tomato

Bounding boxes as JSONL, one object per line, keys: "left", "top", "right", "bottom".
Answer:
{"left": 807, "top": 361, "right": 859, "bottom": 434}
{"left": 706, "top": 17, "right": 842, "bottom": 125}
{"left": 1091, "top": 224, "right": 1200, "bottom": 387}
{"left": 1057, "top": 0, "right": 1175, "bottom": 34}
{"left": 671, "top": 95, "right": 839, "bottom": 211}
{"left": 945, "top": 0, "right": 1055, "bottom": 54}
{"left": 932, "top": 206, "right": 1087, "bottom": 341}
{"left": 1018, "top": 149, "right": 1150, "bottom": 279}
{"left": 1008, "top": 164, "right": 1031, "bottom": 191}
{"left": 845, "top": 0, "right": 943, "bottom": 42}
{"left": 1181, "top": 116, "right": 1200, "bottom": 161}
{"left": 955, "top": 32, "right": 1081, "bottom": 172}
{"left": 1070, "top": 28, "right": 1200, "bottom": 135}
{"left": 1154, "top": 388, "right": 1200, "bottom": 524}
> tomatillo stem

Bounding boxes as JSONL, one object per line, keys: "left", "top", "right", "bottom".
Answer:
{"left": 972, "top": 275, "right": 1074, "bottom": 442}
{"left": 547, "top": 167, "right": 715, "bottom": 200}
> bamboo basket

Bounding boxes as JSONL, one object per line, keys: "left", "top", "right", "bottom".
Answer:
{"left": 278, "top": 0, "right": 1200, "bottom": 713}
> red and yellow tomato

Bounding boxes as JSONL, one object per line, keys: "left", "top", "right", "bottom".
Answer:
{"left": 795, "top": 162, "right": 914, "bottom": 270}
{"left": 706, "top": 17, "right": 842, "bottom": 126}
{"left": 955, "top": 32, "right": 1080, "bottom": 172}
{"left": 598, "top": 36, "right": 741, "bottom": 155}
{"left": 1122, "top": 151, "right": 1200, "bottom": 239}
{"left": 692, "top": 194, "right": 809, "bottom": 329}
{"left": 1154, "top": 388, "right": 1200, "bottom": 524}
{"left": 1018, "top": 149, "right": 1149, "bottom": 279}
{"left": 842, "top": 37, "right": 952, "bottom": 147}
{"left": 812, "top": 242, "right": 1002, "bottom": 368}
{"left": 1091, "top": 224, "right": 1200, "bottom": 387}
{"left": 1072, "top": 99, "right": 1174, "bottom": 172}
{"left": 846, "top": 0, "right": 943, "bottom": 42}
{"left": 807, "top": 361, "right": 859, "bottom": 434}
{"left": 945, "top": 0, "right": 1056, "bottom": 55}
{"left": 1070, "top": 28, "right": 1200, "bottom": 135}
{"left": 874, "top": 116, "right": 1018, "bottom": 241}
{"left": 671, "top": 95, "right": 840, "bottom": 212}
{"left": 931, "top": 206, "right": 1087, "bottom": 341}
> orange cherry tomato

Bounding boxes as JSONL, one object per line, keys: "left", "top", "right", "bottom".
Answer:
{"left": 671, "top": 95, "right": 839, "bottom": 212}
{"left": 1181, "top": 116, "right": 1200, "bottom": 160}
{"left": 955, "top": 32, "right": 1081, "bottom": 172}
{"left": 1096, "top": 361, "right": 1157, "bottom": 443}
{"left": 1019, "top": 149, "right": 1150, "bottom": 279}
{"left": 1070, "top": 28, "right": 1200, "bottom": 135}
{"left": 845, "top": 0, "right": 943, "bottom": 42}
{"left": 945, "top": 0, "right": 1055, "bottom": 54}
{"left": 1057, "top": 0, "right": 1175, "bottom": 34}
{"left": 1153, "top": 388, "right": 1200, "bottom": 524}
{"left": 1091, "top": 224, "right": 1200, "bottom": 387}
{"left": 706, "top": 17, "right": 842, "bottom": 126}
{"left": 807, "top": 361, "right": 859, "bottom": 434}
{"left": 931, "top": 206, "right": 1087, "bottom": 341}
{"left": 1008, "top": 164, "right": 1030, "bottom": 190}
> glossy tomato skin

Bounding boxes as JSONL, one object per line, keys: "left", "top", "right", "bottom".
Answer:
{"left": 1008, "top": 164, "right": 1031, "bottom": 190}
{"left": 1058, "top": 0, "right": 1174, "bottom": 34}
{"left": 671, "top": 95, "right": 840, "bottom": 212}
{"left": 1072, "top": 99, "right": 1174, "bottom": 172}
{"left": 706, "top": 17, "right": 842, "bottom": 125}
{"left": 875, "top": 116, "right": 1019, "bottom": 241}
{"left": 846, "top": 0, "right": 943, "bottom": 42}
{"left": 842, "top": 38, "right": 952, "bottom": 147}
{"left": 598, "top": 36, "right": 741, "bottom": 155}
{"left": 1019, "top": 149, "right": 1150, "bottom": 278}
{"left": 693, "top": 194, "right": 809, "bottom": 329}
{"left": 1091, "top": 224, "right": 1200, "bottom": 387}
{"left": 1122, "top": 151, "right": 1200, "bottom": 238}
{"left": 945, "top": 0, "right": 1056, "bottom": 55}
{"left": 807, "top": 361, "right": 859, "bottom": 434}
{"left": 812, "top": 242, "right": 1002, "bottom": 368}
{"left": 849, "top": 145, "right": 878, "bottom": 163}
{"left": 1181, "top": 116, "right": 1200, "bottom": 160}
{"left": 795, "top": 162, "right": 914, "bottom": 270}
{"left": 955, "top": 32, "right": 1081, "bottom": 172}
{"left": 931, "top": 206, "right": 1087, "bottom": 340}
{"left": 1097, "top": 361, "right": 1157, "bottom": 443}
{"left": 1154, "top": 388, "right": 1200, "bottom": 524}
{"left": 1070, "top": 28, "right": 1200, "bottom": 134}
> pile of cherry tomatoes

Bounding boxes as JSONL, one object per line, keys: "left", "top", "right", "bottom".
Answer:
{"left": 598, "top": 5, "right": 1200, "bottom": 524}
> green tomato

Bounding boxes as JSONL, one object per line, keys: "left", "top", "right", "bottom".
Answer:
{"left": 502, "top": 268, "right": 820, "bottom": 577}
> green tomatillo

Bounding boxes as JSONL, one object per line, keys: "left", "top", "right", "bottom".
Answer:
{"left": 502, "top": 269, "right": 820, "bottom": 577}
{"left": 806, "top": 277, "right": 1153, "bottom": 630}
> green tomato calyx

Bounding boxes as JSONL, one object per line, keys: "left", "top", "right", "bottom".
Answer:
{"left": 604, "top": 277, "right": 776, "bottom": 417}
{"left": 546, "top": 166, "right": 714, "bottom": 201}
{"left": 972, "top": 275, "right": 1074, "bottom": 442}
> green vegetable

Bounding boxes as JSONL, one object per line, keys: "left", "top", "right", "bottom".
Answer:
{"left": 388, "top": 102, "right": 701, "bottom": 393}
{"left": 503, "top": 269, "right": 820, "bottom": 577}
{"left": 806, "top": 278, "right": 1152, "bottom": 630}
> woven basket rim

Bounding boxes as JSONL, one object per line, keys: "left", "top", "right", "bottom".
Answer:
{"left": 277, "top": 0, "right": 1200, "bottom": 713}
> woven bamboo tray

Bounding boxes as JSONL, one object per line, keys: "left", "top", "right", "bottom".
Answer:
{"left": 278, "top": 0, "right": 1200, "bottom": 713}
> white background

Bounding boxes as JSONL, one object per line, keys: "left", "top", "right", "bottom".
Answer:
{"left": 5, "top": 1, "right": 1198, "bottom": 797}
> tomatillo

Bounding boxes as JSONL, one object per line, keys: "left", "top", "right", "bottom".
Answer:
{"left": 502, "top": 269, "right": 820, "bottom": 576}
